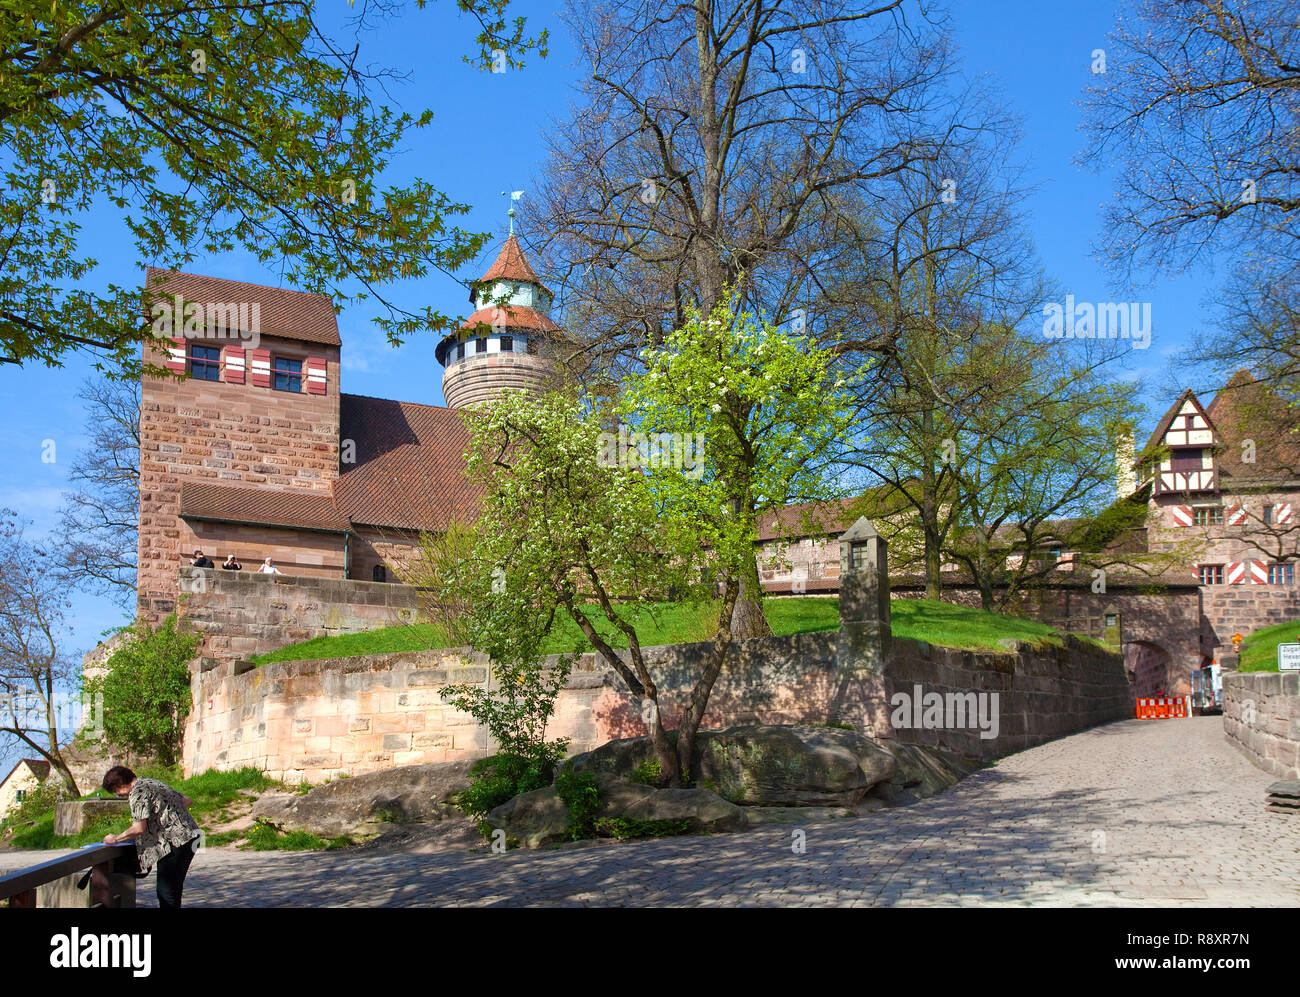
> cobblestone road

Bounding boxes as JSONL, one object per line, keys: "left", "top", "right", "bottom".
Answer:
{"left": 7, "top": 718, "right": 1298, "bottom": 906}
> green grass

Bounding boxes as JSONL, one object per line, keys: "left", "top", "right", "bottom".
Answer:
{"left": 1238, "top": 620, "right": 1298, "bottom": 672}
{"left": 250, "top": 595, "right": 1099, "bottom": 666}
{"left": 2, "top": 766, "right": 293, "bottom": 851}
{"left": 241, "top": 820, "right": 352, "bottom": 851}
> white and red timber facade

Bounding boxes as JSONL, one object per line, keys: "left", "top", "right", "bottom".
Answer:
{"left": 135, "top": 243, "right": 1299, "bottom": 701}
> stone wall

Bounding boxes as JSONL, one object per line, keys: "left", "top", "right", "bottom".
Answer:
{"left": 1222, "top": 671, "right": 1300, "bottom": 779}
{"left": 885, "top": 637, "right": 1135, "bottom": 762}
{"left": 1201, "top": 585, "right": 1300, "bottom": 659}
{"left": 183, "top": 627, "right": 1134, "bottom": 784}
{"left": 184, "top": 632, "right": 842, "bottom": 782}
{"left": 177, "top": 566, "right": 422, "bottom": 670}
{"left": 891, "top": 582, "right": 1203, "bottom": 697}
{"left": 137, "top": 333, "right": 341, "bottom": 621}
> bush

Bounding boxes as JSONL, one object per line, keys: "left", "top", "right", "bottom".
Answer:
{"left": 86, "top": 614, "right": 199, "bottom": 766}
{"left": 630, "top": 759, "right": 662, "bottom": 786}
{"left": 455, "top": 753, "right": 557, "bottom": 822}
{"left": 555, "top": 763, "right": 600, "bottom": 840}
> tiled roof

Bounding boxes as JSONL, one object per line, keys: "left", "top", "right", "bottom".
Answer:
{"left": 1207, "top": 370, "right": 1300, "bottom": 483}
{"left": 334, "top": 394, "right": 483, "bottom": 531}
{"left": 180, "top": 481, "right": 351, "bottom": 532}
{"left": 756, "top": 498, "right": 863, "bottom": 541}
{"left": 0, "top": 758, "right": 50, "bottom": 787}
{"left": 458, "top": 305, "right": 561, "bottom": 335}
{"left": 476, "top": 235, "right": 553, "bottom": 298}
{"left": 145, "top": 267, "right": 341, "bottom": 347}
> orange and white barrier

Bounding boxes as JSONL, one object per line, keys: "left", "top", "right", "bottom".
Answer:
{"left": 1135, "top": 697, "right": 1190, "bottom": 719}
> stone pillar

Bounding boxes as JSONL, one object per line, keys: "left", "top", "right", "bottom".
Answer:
{"left": 833, "top": 517, "right": 893, "bottom": 738}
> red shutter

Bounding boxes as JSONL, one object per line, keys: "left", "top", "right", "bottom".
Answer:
{"left": 165, "top": 336, "right": 186, "bottom": 374}
{"left": 223, "top": 345, "right": 245, "bottom": 384}
{"left": 1170, "top": 505, "right": 1193, "bottom": 527}
{"left": 305, "top": 357, "right": 327, "bottom": 395}
{"left": 250, "top": 349, "right": 271, "bottom": 387}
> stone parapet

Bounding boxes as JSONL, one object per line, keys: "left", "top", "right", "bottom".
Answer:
{"left": 1223, "top": 671, "right": 1300, "bottom": 779}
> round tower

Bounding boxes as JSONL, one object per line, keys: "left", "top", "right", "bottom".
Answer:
{"left": 435, "top": 235, "right": 562, "bottom": 410}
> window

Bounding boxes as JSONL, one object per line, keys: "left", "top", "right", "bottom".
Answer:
{"left": 1104, "top": 613, "right": 1118, "bottom": 628}
{"left": 850, "top": 541, "right": 872, "bottom": 572}
{"left": 1269, "top": 563, "right": 1294, "bottom": 585}
{"left": 15, "top": 789, "right": 25, "bottom": 802}
{"left": 475, "top": 338, "right": 487, "bottom": 354}
{"left": 373, "top": 565, "right": 387, "bottom": 583}
{"left": 501, "top": 335, "right": 513, "bottom": 353}
{"left": 273, "top": 356, "right": 302, "bottom": 392}
{"left": 1193, "top": 507, "right": 1223, "bottom": 526}
{"left": 188, "top": 344, "right": 221, "bottom": 381}
{"left": 1198, "top": 564, "right": 1224, "bottom": 585}
{"left": 1264, "top": 505, "right": 1275, "bottom": 524}
{"left": 447, "top": 344, "right": 458, "bottom": 363}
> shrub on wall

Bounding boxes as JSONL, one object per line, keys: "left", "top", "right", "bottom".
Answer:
{"left": 85, "top": 614, "right": 200, "bottom": 767}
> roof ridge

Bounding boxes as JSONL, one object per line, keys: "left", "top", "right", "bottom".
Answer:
{"left": 145, "top": 266, "right": 335, "bottom": 302}
{"left": 340, "top": 392, "right": 458, "bottom": 413}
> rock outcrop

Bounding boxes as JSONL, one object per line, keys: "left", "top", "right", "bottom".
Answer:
{"left": 251, "top": 760, "right": 475, "bottom": 838}
{"left": 571, "top": 724, "right": 917, "bottom": 807}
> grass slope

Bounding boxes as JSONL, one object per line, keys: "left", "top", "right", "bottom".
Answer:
{"left": 1239, "top": 620, "right": 1298, "bottom": 673}
{"left": 251, "top": 595, "right": 1096, "bottom": 666}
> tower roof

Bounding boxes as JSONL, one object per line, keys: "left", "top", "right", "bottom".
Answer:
{"left": 471, "top": 235, "right": 553, "bottom": 301}
{"left": 145, "top": 267, "right": 341, "bottom": 346}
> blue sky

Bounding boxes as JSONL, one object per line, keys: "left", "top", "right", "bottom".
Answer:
{"left": 0, "top": 0, "right": 1224, "bottom": 699}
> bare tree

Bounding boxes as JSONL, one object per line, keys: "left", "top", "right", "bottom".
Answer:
{"left": 0, "top": 512, "right": 81, "bottom": 796}
{"left": 57, "top": 378, "right": 140, "bottom": 607}
{"left": 1080, "top": 0, "right": 1298, "bottom": 281}
{"left": 532, "top": 0, "right": 953, "bottom": 635}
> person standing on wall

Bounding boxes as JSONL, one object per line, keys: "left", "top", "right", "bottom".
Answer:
{"left": 102, "top": 766, "right": 203, "bottom": 909}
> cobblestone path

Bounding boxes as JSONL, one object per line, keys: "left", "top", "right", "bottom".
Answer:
{"left": 6, "top": 718, "right": 1297, "bottom": 906}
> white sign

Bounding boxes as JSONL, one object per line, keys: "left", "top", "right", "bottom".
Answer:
{"left": 1278, "top": 643, "right": 1300, "bottom": 671}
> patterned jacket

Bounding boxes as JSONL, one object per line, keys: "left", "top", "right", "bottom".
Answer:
{"left": 128, "top": 778, "right": 201, "bottom": 873}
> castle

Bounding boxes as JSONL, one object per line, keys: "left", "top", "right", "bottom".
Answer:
{"left": 134, "top": 236, "right": 1300, "bottom": 701}
{"left": 136, "top": 235, "right": 561, "bottom": 620}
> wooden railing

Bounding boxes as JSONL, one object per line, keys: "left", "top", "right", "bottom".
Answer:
{"left": 0, "top": 844, "right": 136, "bottom": 908}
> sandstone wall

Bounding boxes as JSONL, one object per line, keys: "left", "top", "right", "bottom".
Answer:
{"left": 177, "top": 567, "right": 422, "bottom": 670}
{"left": 138, "top": 334, "right": 341, "bottom": 620}
{"left": 184, "top": 632, "right": 841, "bottom": 783}
{"left": 884, "top": 636, "right": 1135, "bottom": 762}
{"left": 891, "top": 582, "right": 1202, "bottom": 696}
{"left": 1222, "top": 671, "right": 1300, "bottom": 779}
{"left": 183, "top": 627, "right": 1133, "bottom": 784}
{"left": 1201, "top": 585, "right": 1300, "bottom": 659}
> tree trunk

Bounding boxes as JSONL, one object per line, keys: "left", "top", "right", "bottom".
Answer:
{"left": 676, "top": 579, "right": 739, "bottom": 784}
{"left": 730, "top": 561, "right": 772, "bottom": 639}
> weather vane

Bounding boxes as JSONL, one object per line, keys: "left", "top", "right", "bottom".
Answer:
{"left": 502, "top": 190, "right": 524, "bottom": 235}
